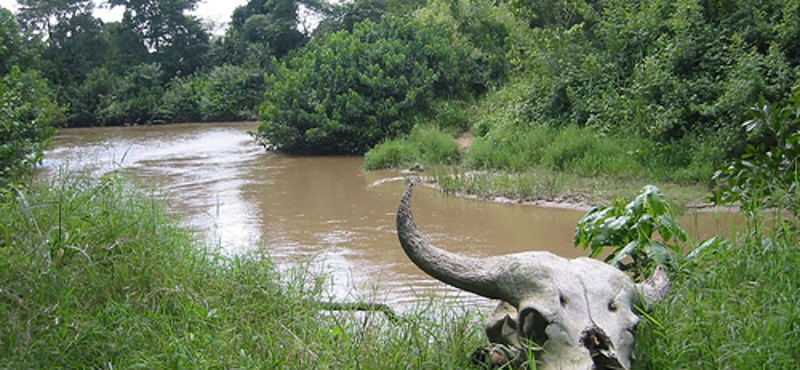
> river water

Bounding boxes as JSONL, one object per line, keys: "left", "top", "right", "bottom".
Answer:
{"left": 44, "top": 122, "right": 741, "bottom": 310}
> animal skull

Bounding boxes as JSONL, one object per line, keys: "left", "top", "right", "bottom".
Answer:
{"left": 396, "top": 183, "right": 669, "bottom": 370}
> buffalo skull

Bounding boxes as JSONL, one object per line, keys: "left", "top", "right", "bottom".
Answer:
{"left": 396, "top": 183, "right": 669, "bottom": 370}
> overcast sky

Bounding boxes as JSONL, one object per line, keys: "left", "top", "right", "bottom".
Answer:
{"left": 0, "top": 0, "right": 250, "bottom": 31}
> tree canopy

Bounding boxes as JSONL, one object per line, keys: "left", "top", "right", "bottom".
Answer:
{"left": 1, "top": 0, "right": 799, "bottom": 179}
{"left": 0, "top": 9, "right": 61, "bottom": 185}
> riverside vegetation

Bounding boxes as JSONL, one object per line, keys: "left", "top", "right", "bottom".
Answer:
{"left": 2, "top": 0, "right": 799, "bottom": 368}
{"left": 1, "top": 142, "right": 796, "bottom": 369}
{"left": 0, "top": 172, "right": 485, "bottom": 368}
{"left": 1, "top": 112, "right": 796, "bottom": 368}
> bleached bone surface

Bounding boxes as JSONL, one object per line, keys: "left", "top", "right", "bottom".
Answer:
{"left": 396, "top": 184, "right": 669, "bottom": 369}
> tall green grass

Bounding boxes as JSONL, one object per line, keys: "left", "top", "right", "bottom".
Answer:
{"left": 0, "top": 172, "right": 484, "bottom": 369}
{"left": 364, "top": 126, "right": 460, "bottom": 170}
{"left": 4, "top": 170, "right": 796, "bottom": 369}
{"left": 467, "top": 125, "right": 654, "bottom": 178}
{"left": 635, "top": 213, "right": 799, "bottom": 368}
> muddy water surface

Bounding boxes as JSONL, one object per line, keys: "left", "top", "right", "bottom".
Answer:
{"left": 44, "top": 122, "right": 741, "bottom": 309}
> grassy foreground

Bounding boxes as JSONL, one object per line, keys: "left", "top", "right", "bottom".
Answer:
{"left": 1, "top": 171, "right": 797, "bottom": 369}
{"left": 0, "top": 172, "right": 483, "bottom": 369}
{"left": 636, "top": 213, "right": 800, "bottom": 369}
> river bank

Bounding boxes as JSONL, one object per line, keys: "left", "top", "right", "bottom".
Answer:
{"left": 4, "top": 153, "right": 796, "bottom": 369}
{"left": 1, "top": 121, "right": 792, "bottom": 369}
{"left": 403, "top": 164, "right": 731, "bottom": 214}
{"left": 369, "top": 129, "right": 730, "bottom": 214}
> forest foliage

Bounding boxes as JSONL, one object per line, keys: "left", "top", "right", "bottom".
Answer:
{"left": 362, "top": 0, "right": 800, "bottom": 183}
{"left": 1, "top": 1, "right": 798, "bottom": 369}
{"left": 1, "top": 0, "right": 800, "bottom": 179}
{"left": 257, "top": 1, "right": 510, "bottom": 154}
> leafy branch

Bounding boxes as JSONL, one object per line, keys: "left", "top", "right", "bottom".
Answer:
{"left": 711, "top": 94, "right": 800, "bottom": 217}
{"left": 573, "top": 185, "right": 688, "bottom": 280}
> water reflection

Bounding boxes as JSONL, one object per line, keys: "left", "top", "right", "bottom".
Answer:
{"left": 44, "top": 122, "right": 742, "bottom": 310}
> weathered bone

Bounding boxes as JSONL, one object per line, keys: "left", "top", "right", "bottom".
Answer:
{"left": 396, "top": 183, "right": 670, "bottom": 370}
{"left": 635, "top": 265, "right": 670, "bottom": 310}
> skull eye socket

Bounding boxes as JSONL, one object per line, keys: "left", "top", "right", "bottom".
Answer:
{"left": 608, "top": 301, "right": 618, "bottom": 312}
{"left": 519, "top": 307, "right": 549, "bottom": 347}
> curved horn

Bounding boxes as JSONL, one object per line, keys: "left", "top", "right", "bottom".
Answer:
{"left": 396, "top": 183, "right": 506, "bottom": 300}
{"left": 635, "top": 265, "right": 671, "bottom": 310}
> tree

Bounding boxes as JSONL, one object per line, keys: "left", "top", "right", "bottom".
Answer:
{"left": 224, "top": 0, "right": 309, "bottom": 61}
{"left": 108, "top": 0, "right": 209, "bottom": 79}
{"left": 108, "top": 0, "right": 197, "bottom": 49}
{"left": 41, "top": 11, "right": 107, "bottom": 85}
{"left": 103, "top": 21, "right": 149, "bottom": 75}
{"left": 1, "top": 8, "right": 40, "bottom": 76}
{"left": 0, "top": 67, "right": 62, "bottom": 185}
{"left": 313, "top": 0, "right": 426, "bottom": 35}
{"left": 16, "top": 0, "right": 91, "bottom": 37}
{"left": 1, "top": 10, "right": 60, "bottom": 184}
{"left": 151, "top": 14, "right": 209, "bottom": 79}
{"left": 256, "top": 8, "right": 498, "bottom": 154}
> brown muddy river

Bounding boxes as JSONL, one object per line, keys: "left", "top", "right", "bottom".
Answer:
{"left": 44, "top": 122, "right": 741, "bottom": 310}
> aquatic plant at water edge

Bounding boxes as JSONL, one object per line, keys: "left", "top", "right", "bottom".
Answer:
{"left": 574, "top": 185, "right": 688, "bottom": 280}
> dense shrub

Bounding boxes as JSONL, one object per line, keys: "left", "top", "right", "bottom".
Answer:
{"left": 471, "top": 0, "right": 800, "bottom": 183}
{"left": 712, "top": 93, "right": 800, "bottom": 216}
{"left": 0, "top": 67, "right": 61, "bottom": 185}
{"left": 65, "top": 67, "right": 119, "bottom": 126}
{"left": 161, "top": 74, "right": 204, "bottom": 123}
{"left": 199, "top": 64, "right": 265, "bottom": 122}
{"left": 256, "top": 0, "right": 513, "bottom": 155}
{"left": 96, "top": 63, "right": 166, "bottom": 125}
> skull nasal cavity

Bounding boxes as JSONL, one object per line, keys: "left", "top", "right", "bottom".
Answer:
{"left": 582, "top": 327, "right": 624, "bottom": 370}
{"left": 581, "top": 327, "right": 611, "bottom": 352}
{"left": 520, "top": 307, "right": 548, "bottom": 346}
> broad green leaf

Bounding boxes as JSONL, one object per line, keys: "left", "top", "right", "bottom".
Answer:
{"left": 644, "top": 242, "right": 671, "bottom": 266}
{"left": 609, "top": 241, "right": 638, "bottom": 268}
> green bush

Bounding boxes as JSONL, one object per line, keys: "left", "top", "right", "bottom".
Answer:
{"left": 161, "top": 73, "right": 204, "bottom": 123}
{"left": 574, "top": 185, "right": 689, "bottom": 279}
{"left": 712, "top": 94, "right": 800, "bottom": 216}
{"left": 257, "top": 1, "right": 510, "bottom": 155}
{"left": 65, "top": 67, "right": 120, "bottom": 126}
{"left": 96, "top": 63, "right": 166, "bottom": 125}
{"left": 199, "top": 64, "right": 265, "bottom": 122}
{"left": 0, "top": 67, "right": 61, "bottom": 185}
{"left": 426, "top": 100, "right": 472, "bottom": 134}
